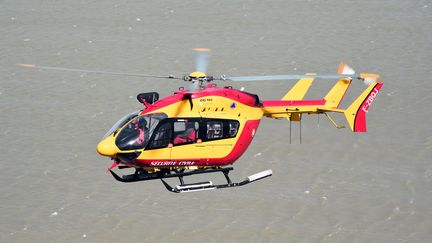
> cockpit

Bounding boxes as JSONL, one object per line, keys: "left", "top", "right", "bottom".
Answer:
{"left": 112, "top": 113, "right": 168, "bottom": 151}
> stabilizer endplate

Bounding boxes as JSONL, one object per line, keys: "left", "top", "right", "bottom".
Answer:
{"left": 344, "top": 82, "right": 383, "bottom": 132}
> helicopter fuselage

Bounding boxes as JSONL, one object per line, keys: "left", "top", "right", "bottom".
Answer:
{"left": 97, "top": 73, "right": 383, "bottom": 173}
{"left": 97, "top": 83, "right": 264, "bottom": 170}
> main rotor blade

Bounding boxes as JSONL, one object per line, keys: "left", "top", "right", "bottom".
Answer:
{"left": 224, "top": 74, "right": 360, "bottom": 82}
{"left": 17, "top": 63, "right": 179, "bottom": 79}
{"left": 193, "top": 48, "right": 210, "bottom": 73}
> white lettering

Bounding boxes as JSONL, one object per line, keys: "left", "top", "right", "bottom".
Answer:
{"left": 178, "top": 161, "right": 196, "bottom": 166}
{"left": 149, "top": 161, "right": 196, "bottom": 166}
{"left": 361, "top": 88, "right": 379, "bottom": 112}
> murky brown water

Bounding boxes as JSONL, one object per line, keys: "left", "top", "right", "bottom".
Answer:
{"left": 1, "top": 0, "right": 431, "bottom": 242}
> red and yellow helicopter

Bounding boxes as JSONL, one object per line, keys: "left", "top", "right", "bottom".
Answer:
{"left": 18, "top": 48, "right": 383, "bottom": 193}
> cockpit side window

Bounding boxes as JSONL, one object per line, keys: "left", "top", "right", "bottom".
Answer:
{"left": 115, "top": 113, "right": 167, "bottom": 151}
{"left": 148, "top": 122, "right": 172, "bottom": 149}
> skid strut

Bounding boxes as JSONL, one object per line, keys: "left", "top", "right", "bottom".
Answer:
{"left": 109, "top": 167, "right": 272, "bottom": 193}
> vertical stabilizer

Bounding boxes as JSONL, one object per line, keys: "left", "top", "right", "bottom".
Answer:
{"left": 324, "top": 63, "right": 353, "bottom": 108}
{"left": 344, "top": 81, "right": 383, "bottom": 132}
{"left": 324, "top": 78, "right": 352, "bottom": 108}
{"left": 281, "top": 77, "right": 314, "bottom": 122}
{"left": 282, "top": 78, "right": 315, "bottom": 100}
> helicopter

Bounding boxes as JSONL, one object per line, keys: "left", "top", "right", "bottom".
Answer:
{"left": 18, "top": 48, "right": 383, "bottom": 193}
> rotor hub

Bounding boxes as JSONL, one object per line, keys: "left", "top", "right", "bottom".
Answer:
{"left": 188, "top": 71, "right": 206, "bottom": 78}
{"left": 183, "top": 72, "right": 214, "bottom": 87}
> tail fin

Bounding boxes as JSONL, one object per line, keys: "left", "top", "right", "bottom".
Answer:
{"left": 344, "top": 80, "right": 383, "bottom": 132}
{"left": 324, "top": 78, "right": 352, "bottom": 108}
{"left": 324, "top": 63, "right": 353, "bottom": 108}
{"left": 281, "top": 77, "right": 315, "bottom": 122}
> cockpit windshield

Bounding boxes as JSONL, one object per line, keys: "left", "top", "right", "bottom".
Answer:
{"left": 103, "top": 111, "right": 139, "bottom": 139}
{"left": 115, "top": 113, "right": 167, "bottom": 151}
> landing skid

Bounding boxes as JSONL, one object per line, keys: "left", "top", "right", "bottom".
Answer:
{"left": 109, "top": 167, "right": 272, "bottom": 193}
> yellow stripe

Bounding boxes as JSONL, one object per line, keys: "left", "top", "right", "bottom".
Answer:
{"left": 282, "top": 78, "right": 315, "bottom": 100}
{"left": 324, "top": 78, "right": 352, "bottom": 108}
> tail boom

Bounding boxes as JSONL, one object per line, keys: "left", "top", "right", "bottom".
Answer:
{"left": 261, "top": 99, "right": 326, "bottom": 118}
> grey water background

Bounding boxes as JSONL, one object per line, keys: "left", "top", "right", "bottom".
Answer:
{"left": 1, "top": 0, "right": 431, "bottom": 242}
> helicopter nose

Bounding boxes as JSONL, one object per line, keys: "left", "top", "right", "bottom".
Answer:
{"left": 96, "top": 136, "right": 119, "bottom": 157}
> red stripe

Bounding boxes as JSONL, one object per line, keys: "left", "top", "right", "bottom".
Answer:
{"left": 354, "top": 83, "right": 383, "bottom": 132}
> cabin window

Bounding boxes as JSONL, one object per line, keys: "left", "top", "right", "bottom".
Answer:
{"left": 206, "top": 121, "right": 223, "bottom": 140}
{"left": 173, "top": 120, "right": 199, "bottom": 145}
{"left": 204, "top": 119, "right": 239, "bottom": 141}
{"left": 227, "top": 120, "right": 239, "bottom": 138}
{"left": 146, "top": 118, "right": 240, "bottom": 149}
